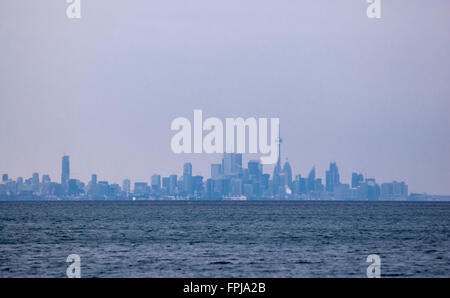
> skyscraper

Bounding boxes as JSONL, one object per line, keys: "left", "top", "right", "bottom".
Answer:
{"left": 351, "top": 172, "right": 364, "bottom": 188}
{"left": 222, "top": 153, "right": 242, "bottom": 177}
{"left": 122, "top": 179, "right": 131, "bottom": 194}
{"left": 32, "top": 173, "right": 39, "bottom": 185}
{"left": 61, "top": 155, "right": 70, "bottom": 193}
{"left": 162, "top": 177, "right": 170, "bottom": 191}
{"left": 211, "top": 164, "right": 222, "bottom": 179}
{"left": 151, "top": 174, "right": 161, "bottom": 191}
{"left": 325, "top": 162, "right": 340, "bottom": 192}
{"left": 307, "top": 167, "right": 316, "bottom": 192}
{"left": 283, "top": 159, "right": 293, "bottom": 187}
{"left": 169, "top": 174, "right": 177, "bottom": 195}
{"left": 272, "top": 125, "right": 283, "bottom": 195}
{"left": 91, "top": 174, "right": 97, "bottom": 185}
{"left": 183, "top": 162, "right": 193, "bottom": 195}
{"left": 32, "top": 172, "right": 40, "bottom": 193}
{"left": 42, "top": 175, "right": 51, "bottom": 184}
{"left": 248, "top": 160, "right": 262, "bottom": 177}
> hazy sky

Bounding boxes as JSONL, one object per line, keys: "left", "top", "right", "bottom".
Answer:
{"left": 1, "top": 0, "right": 449, "bottom": 194}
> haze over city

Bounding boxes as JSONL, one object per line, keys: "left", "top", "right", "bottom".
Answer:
{"left": 1, "top": 1, "right": 449, "bottom": 194}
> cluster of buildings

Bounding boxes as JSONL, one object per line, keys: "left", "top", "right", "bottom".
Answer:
{"left": 1, "top": 151, "right": 446, "bottom": 201}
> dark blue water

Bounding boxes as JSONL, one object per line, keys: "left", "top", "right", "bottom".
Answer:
{"left": 0, "top": 201, "right": 449, "bottom": 277}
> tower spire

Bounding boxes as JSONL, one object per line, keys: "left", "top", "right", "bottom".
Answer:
{"left": 277, "top": 124, "right": 282, "bottom": 169}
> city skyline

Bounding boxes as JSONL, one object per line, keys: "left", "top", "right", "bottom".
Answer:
{"left": 1, "top": 1, "right": 449, "bottom": 194}
{"left": 1, "top": 151, "right": 445, "bottom": 201}
{"left": 0, "top": 145, "right": 445, "bottom": 196}
{"left": 1, "top": 154, "right": 410, "bottom": 192}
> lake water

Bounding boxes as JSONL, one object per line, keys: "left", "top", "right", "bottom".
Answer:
{"left": 0, "top": 201, "right": 449, "bottom": 277}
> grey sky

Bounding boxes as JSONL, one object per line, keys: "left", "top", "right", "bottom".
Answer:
{"left": 1, "top": 0, "right": 449, "bottom": 194}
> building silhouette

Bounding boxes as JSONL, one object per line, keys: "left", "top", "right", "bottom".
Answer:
{"left": 61, "top": 156, "right": 70, "bottom": 193}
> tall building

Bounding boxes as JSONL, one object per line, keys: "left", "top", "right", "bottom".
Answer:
{"left": 211, "top": 164, "right": 222, "bottom": 179}
{"left": 307, "top": 167, "right": 316, "bottom": 192}
{"left": 283, "top": 159, "right": 292, "bottom": 187}
{"left": 91, "top": 174, "right": 97, "bottom": 185}
{"left": 183, "top": 162, "right": 193, "bottom": 194}
{"left": 32, "top": 172, "right": 40, "bottom": 193}
{"left": 325, "top": 162, "right": 340, "bottom": 192}
{"left": 2, "top": 174, "right": 8, "bottom": 182}
{"left": 122, "top": 179, "right": 131, "bottom": 194}
{"left": 87, "top": 174, "right": 98, "bottom": 195}
{"left": 151, "top": 174, "right": 161, "bottom": 191}
{"left": 248, "top": 160, "right": 262, "bottom": 177}
{"left": 32, "top": 173, "right": 39, "bottom": 185}
{"left": 42, "top": 175, "right": 51, "bottom": 184}
{"left": 380, "top": 181, "right": 408, "bottom": 200}
{"left": 134, "top": 182, "right": 149, "bottom": 195}
{"left": 162, "top": 177, "right": 170, "bottom": 191}
{"left": 169, "top": 174, "right": 177, "bottom": 195}
{"left": 222, "top": 153, "right": 242, "bottom": 177}
{"left": 192, "top": 176, "right": 203, "bottom": 194}
{"left": 61, "top": 155, "right": 70, "bottom": 192}
{"left": 351, "top": 172, "right": 364, "bottom": 188}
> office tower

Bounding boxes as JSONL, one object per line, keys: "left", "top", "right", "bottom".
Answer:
{"left": 307, "top": 167, "right": 316, "bottom": 192}
{"left": 260, "top": 173, "right": 270, "bottom": 191}
{"left": 364, "top": 178, "right": 380, "bottom": 201}
{"left": 87, "top": 174, "right": 98, "bottom": 195}
{"left": 211, "top": 164, "right": 222, "bottom": 179}
{"left": 380, "top": 181, "right": 408, "bottom": 200}
{"left": 206, "top": 179, "right": 215, "bottom": 198}
{"left": 325, "top": 162, "right": 340, "bottom": 192}
{"left": 272, "top": 137, "right": 282, "bottom": 190}
{"left": 213, "top": 178, "right": 230, "bottom": 196}
{"left": 95, "top": 181, "right": 109, "bottom": 196}
{"left": 162, "top": 177, "right": 170, "bottom": 191}
{"left": 334, "top": 184, "right": 350, "bottom": 200}
{"left": 61, "top": 155, "right": 70, "bottom": 192}
{"left": 32, "top": 173, "right": 39, "bottom": 185}
{"left": 91, "top": 174, "right": 97, "bottom": 185}
{"left": 68, "top": 179, "right": 83, "bottom": 195}
{"left": 298, "top": 177, "right": 307, "bottom": 194}
{"left": 134, "top": 182, "right": 149, "bottom": 195}
{"left": 109, "top": 184, "right": 121, "bottom": 196}
{"left": 314, "top": 178, "right": 324, "bottom": 191}
{"left": 42, "top": 175, "right": 51, "bottom": 184}
{"left": 183, "top": 162, "right": 192, "bottom": 175}
{"left": 169, "top": 174, "right": 177, "bottom": 195}
{"left": 283, "top": 159, "right": 292, "bottom": 187}
{"left": 230, "top": 179, "right": 243, "bottom": 196}
{"left": 192, "top": 176, "right": 203, "bottom": 194}
{"left": 122, "top": 179, "right": 131, "bottom": 194}
{"left": 248, "top": 160, "right": 262, "bottom": 177}
{"left": 222, "top": 153, "right": 242, "bottom": 177}
{"left": 2, "top": 174, "right": 8, "bottom": 182}
{"left": 151, "top": 174, "right": 161, "bottom": 191}
{"left": 351, "top": 172, "right": 364, "bottom": 188}
{"left": 40, "top": 175, "right": 51, "bottom": 195}
{"left": 32, "top": 173, "right": 40, "bottom": 193}
{"left": 183, "top": 163, "right": 193, "bottom": 194}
